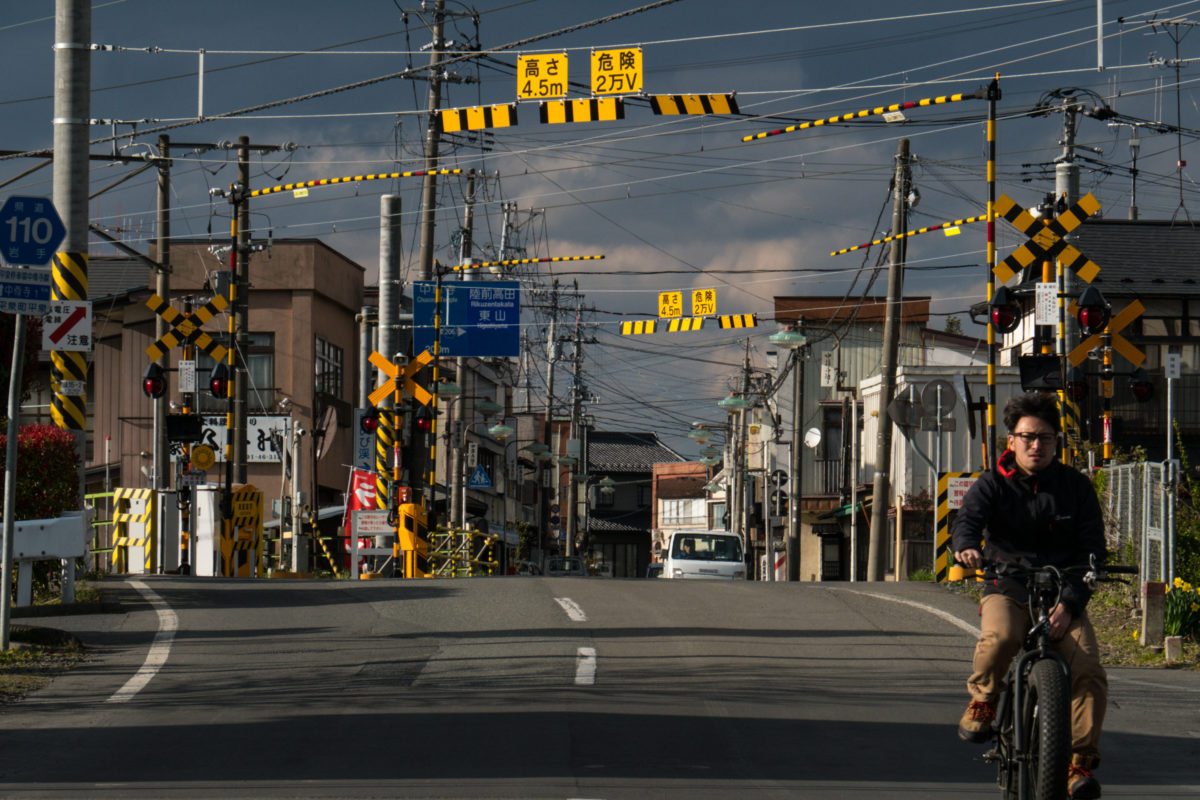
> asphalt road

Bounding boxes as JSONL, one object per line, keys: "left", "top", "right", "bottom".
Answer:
{"left": 2, "top": 576, "right": 1197, "bottom": 799}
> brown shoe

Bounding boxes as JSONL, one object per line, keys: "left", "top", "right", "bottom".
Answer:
{"left": 958, "top": 700, "right": 995, "bottom": 743}
{"left": 1068, "top": 757, "right": 1101, "bottom": 799}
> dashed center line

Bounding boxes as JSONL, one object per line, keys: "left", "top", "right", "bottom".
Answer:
{"left": 575, "top": 647, "right": 597, "bottom": 685}
{"left": 555, "top": 596, "right": 587, "bottom": 622}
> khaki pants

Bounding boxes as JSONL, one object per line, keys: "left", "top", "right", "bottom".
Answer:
{"left": 968, "top": 593, "right": 1106, "bottom": 763}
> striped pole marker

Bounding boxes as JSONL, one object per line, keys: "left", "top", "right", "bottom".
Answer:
{"left": 50, "top": 251, "right": 88, "bottom": 431}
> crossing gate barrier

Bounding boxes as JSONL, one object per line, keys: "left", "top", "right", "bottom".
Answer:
{"left": 221, "top": 483, "right": 264, "bottom": 578}
{"left": 396, "top": 503, "right": 430, "bottom": 578}
{"left": 111, "top": 488, "right": 156, "bottom": 574}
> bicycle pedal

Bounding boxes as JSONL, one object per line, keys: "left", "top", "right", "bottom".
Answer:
{"left": 982, "top": 749, "right": 1001, "bottom": 764}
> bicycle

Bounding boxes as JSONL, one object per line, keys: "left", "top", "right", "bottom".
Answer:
{"left": 963, "top": 556, "right": 1136, "bottom": 800}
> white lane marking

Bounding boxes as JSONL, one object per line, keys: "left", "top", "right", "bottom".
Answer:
{"left": 575, "top": 647, "right": 597, "bottom": 685}
{"left": 555, "top": 596, "right": 587, "bottom": 622}
{"left": 830, "top": 588, "right": 981, "bottom": 637}
{"left": 106, "top": 581, "right": 178, "bottom": 704}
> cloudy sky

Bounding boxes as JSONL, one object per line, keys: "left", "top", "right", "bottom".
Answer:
{"left": 3, "top": 0, "right": 1198, "bottom": 454}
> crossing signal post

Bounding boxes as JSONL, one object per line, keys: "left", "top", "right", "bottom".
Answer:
{"left": 142, "top": 363, "right": 166, "bottom": 398}
{"left": 989, "top": 285, "right": 1021, "bottom": 334}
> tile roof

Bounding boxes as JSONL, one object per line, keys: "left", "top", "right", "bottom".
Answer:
{"left": 1052, "top": 219, "right": 1200, "bottom": 297}
{"left": 587, "top": 431, "right": 684, "bottom": 473}
{"left": 587, "top": 509, "right": 651, "bottom": 534}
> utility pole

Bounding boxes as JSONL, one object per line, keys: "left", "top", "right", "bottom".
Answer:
{"left": 234, "top": 136, "right": 251, "bottom": 483}
{"left": 1055, "top": 99, "right": 1082, "bottom": 361}
{"left": 415, "top": 0, "right": 447, "bottom": 283}
{"left": 450, "top": 169, "right": 476, "bottom": 528}
{"left": 49, "top": 0, "right": 90, "bottom": 471}
{"left": 154, "top": 134, "right": 171, "bottom": 574}
{"left": 542, "top": 283, "right": 560, "bottom": 553}
{"left": 867, "top": 138, "right": 910, "bottom": 582}
{"left": 786, "top": 324, "right": 804, "bottom": 582}
{"left": 377, "top": 194, "right": 401, "bottom": 531}
{"left": 154, "top": 135, "right": 171, "bottom": 509}
{"left": 733, "top": 340, "right": 750, "bottom": 573}
{"left": 565, "top": 293, "right": 583, "bottom": 557}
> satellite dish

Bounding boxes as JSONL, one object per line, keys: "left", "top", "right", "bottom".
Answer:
{"left": 803, "top": 427, "right": 822, "bottom": 449}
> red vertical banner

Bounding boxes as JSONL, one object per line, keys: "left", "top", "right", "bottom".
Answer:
{"left": 345, "top": 468, "right": 377, "bottom": 568}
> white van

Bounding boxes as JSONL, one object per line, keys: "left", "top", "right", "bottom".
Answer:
{"left": 661, "top": 531, "right": 746, "bottom": 580}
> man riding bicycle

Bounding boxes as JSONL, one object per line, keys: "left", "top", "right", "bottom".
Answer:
{"left": 952, "top": 391, "right": 1108, "bottom": 799}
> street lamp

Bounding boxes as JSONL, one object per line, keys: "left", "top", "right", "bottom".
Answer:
{"left": 441, "top": 391, "right": 500, "bottom": 529}
{"left": 502, "top": 439, "right": 553, "bottom": 563}
{"left": 488, "top": 422, "right": 515, "bottom": 440}
{"left": 717, "top": 394, "right": 749, "bottom": 412}
{"left": 718, "top": 393, "right": 751, "bottom": 546}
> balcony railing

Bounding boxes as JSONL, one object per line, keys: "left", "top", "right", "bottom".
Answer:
{"left": 812, "top": 458, "right": 844, "bottom": 495}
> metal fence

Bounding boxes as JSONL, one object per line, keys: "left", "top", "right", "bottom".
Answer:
{"left": 1099, "top": 461, "right": 1178, "bottom": 587}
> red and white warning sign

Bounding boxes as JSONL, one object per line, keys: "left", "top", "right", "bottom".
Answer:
{"left": 42, "top": 300, "right": 91, "bottom": 352}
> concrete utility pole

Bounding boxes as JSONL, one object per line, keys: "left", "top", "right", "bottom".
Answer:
{"left": 376, "top": 194, "right": 401, "bottom": 519}
{"left": 450, "top": 170, "right": 476, "bottom": 528}
{"left": 50, "top": 0, "right": 90, "bottom": 472}
{"left": 565, "top": 296, "right": 583, "bottom": 557}
{"left": 1055, "top": 100, "right": 1082, "bottom": 359}
{"left": 233, "top": 136, "right": 251, "bottom": 483}
{"left": 415, "top": 0, "right": 447, "bottom": 283}
{"left": 543, "top": 283, "right": 560, "bottom": 552}
{"left": 787, "top": 327, "right": 804, "bottom": 582}
{"left": 867, "top": 138, "right": 910, "bottom": 582}
{"left": 730, "top": 341, "right": 750, "bottom": 572}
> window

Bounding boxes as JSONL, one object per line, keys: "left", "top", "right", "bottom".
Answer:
{"left": 637, "top": 485, "right": 651, "bottom": 508}
{"left": 195, "top": 333, "right": 274, "bottom": 413}
{"left": 315, "top": 336, "right": 343, "bottom": 399}
{"left": 659, "top": 498, "right": 705, "bottom": 526}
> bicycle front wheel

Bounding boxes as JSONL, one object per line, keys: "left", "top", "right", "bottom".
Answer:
{"left": 1021, "top": 659, "right": 1071, "bottom": 800}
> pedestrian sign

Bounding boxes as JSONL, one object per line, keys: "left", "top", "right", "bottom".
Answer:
{"left": 468, "top": 464, "right": 492, "bottom": 490}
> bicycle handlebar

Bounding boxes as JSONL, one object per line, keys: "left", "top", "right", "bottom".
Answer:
{"left": 955, "top": 556, "right": 1137, "bottom": 586}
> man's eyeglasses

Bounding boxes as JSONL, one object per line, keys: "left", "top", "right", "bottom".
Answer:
{"left": 1012, "top": 432, "right": 1056, "bottom": 445}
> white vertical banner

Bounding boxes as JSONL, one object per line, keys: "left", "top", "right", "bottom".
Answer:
{"left": 178, "top": 360, "right": 196, "bottom": 394}
{"left": 1035, "top": 282, "right": 1057, "bottom": 325}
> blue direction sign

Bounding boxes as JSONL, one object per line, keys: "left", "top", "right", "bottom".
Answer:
{"left": 413, "top": 280, "right": 520, "bottom": 358}
{"left": 0, "top": 266, "right": 52, "bottom": 315}
{"left": 0, "top": 196, "right": 66, "bottom": 266}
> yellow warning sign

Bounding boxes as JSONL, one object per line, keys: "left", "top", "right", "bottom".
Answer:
{"left": 691, "top": 288, "right": 717, "bottom": 317}
{"left": 518, "top": 54, "right": 568, "bottom": 99}
{"left": 591, "top": 48, "right": 642, "bottom": 95}
{"left": 658, "top": 291, "right": 683, "bottom": 319}
{"left": 191, "top": 444, "right": 215, "bottom": 472}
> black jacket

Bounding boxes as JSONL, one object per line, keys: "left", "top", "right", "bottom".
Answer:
{"left": 951, "top": 449, "right": 1106, "bottom": 617}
